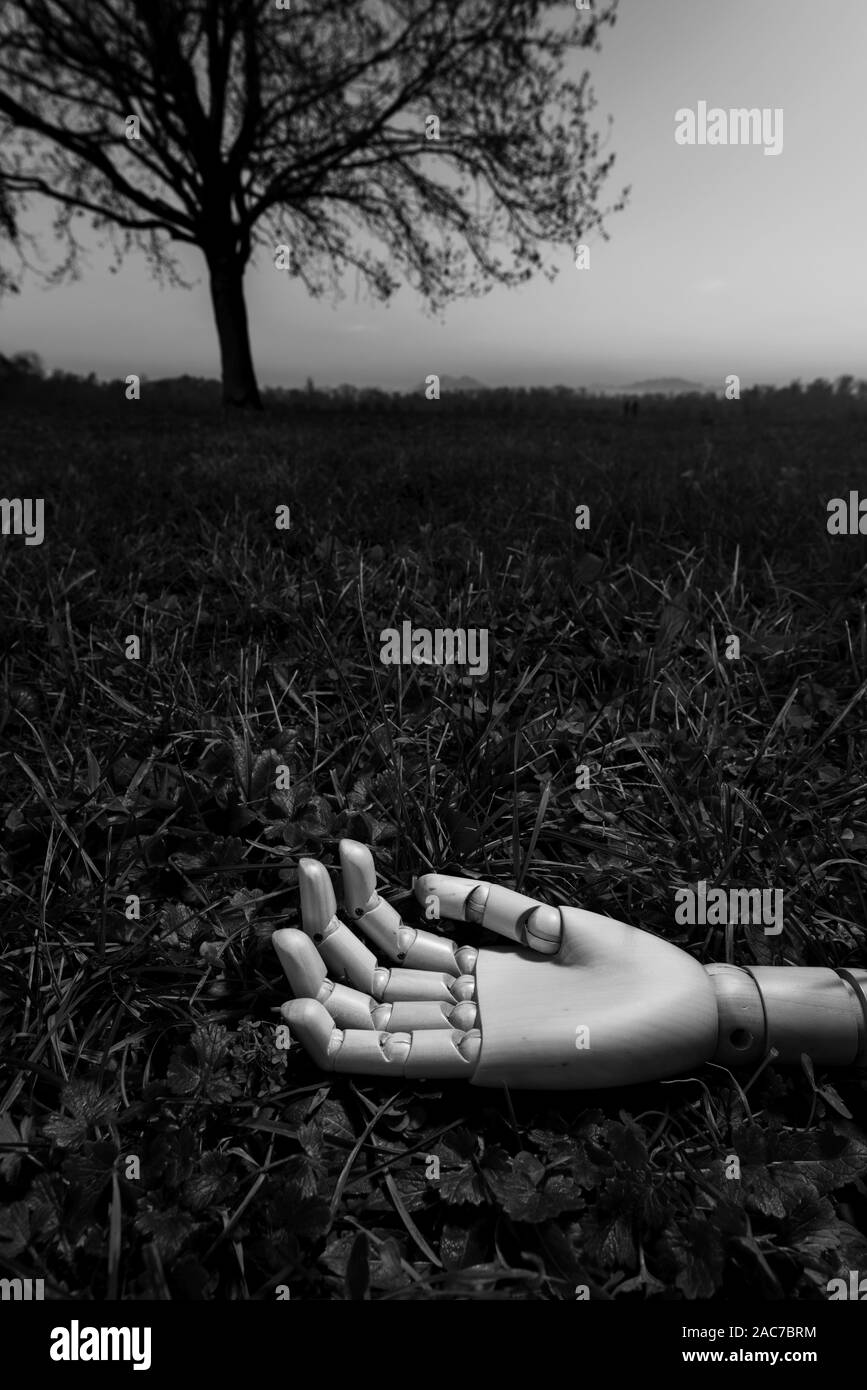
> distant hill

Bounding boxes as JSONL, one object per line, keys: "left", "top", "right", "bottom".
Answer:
{"left": 622, "top": 377, "right": 708, "bottom": 395}
{"left": 410, "top": 374, "right": 489, "bottom": 394}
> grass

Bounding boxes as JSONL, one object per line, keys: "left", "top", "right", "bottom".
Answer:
{"left": 2, "top": 396, "right": 867, "bottom": 1300}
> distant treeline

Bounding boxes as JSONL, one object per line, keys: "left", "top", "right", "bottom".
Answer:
{"left": 2, "top": 351, "right": 866, "bottom": 417}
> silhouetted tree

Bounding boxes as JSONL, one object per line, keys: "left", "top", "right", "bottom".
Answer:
{"left": 10, "top": 349, "right": 43, "bottom": 376}
{"left": 0, "top": 0, "right": 626, "bottom": 408}
{"left": 0, "top": 172, "right": 20, "bottom": 296}
{"left": 805, "top": 377, "right": 833, "bottom": 399}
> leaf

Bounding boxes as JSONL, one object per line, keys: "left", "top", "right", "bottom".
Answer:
{"left": 440, "top": 1222, "right": 473, "bottom": 1271}
{"left": 345, "top": 1231, "right": 371, "bottom": 1301}
{"left": 84, "top": 746, "right": 102, "bottom": 793}
{"left": 816, "top": 1083, "right": 853, "bottom": 1119}
{"left": 169, "top": 850, "right": 211, "bottom": 874}
{"left": 347, "top": 777, "right": 373, "bottom": 812}
{"left": 320, "top": 1233, "right": 354, "bottom": 1278}
{"left": 158, "top": 902, "right": 198, "bottom": 942}
{"left": 135, "top": 1207, "right": 194, "bottom": 1259}
{"left": 250, "top": 749, "right": 278, "bottom": 804}
{"left": 271, "top": 781, "right": 296, "bottom": 818}
{"left": 145, "top": 1128, "right": 197, "bottom": 1188}
{"left": 511, "top": 1175, "right": 584, "bottom": 1222}
{"left": 0, "top": 1200, "right": 30, "bottom": 1256}
{"left": 488, "top": 1150, "right": 540, "bottom": 1212}
{"left": 192, "top": 1023, "right": 231, "bottom": 1069}
{"left": 390, "top": 1160, "right": 436, "bottom": 1214}
{"left": 730, "top": 1122, "right": 769, "bottom": 1166}
{"left": 165, "top": 1023, "right": 238, "bottom": 1103}
{"left": 0, "top": 1111, "right": 23, "bottom": 1181}
{"left": 166, "top": 1053, "right": 201, "bottom": 1097}
{"left": 183, "top": 1153, "right": 234, "bottom": 1212}
{"left": 609, "top": 1118, "right": 649, "bottom": 1170}
{"left": 231, "top": 732, "right": 252, "bottom": 794}
{"left": 295, "top": 793, "right": 334, "bottom": 841}
{"left": 742, "top": 1164, "right": 789, "bottom": 1219}
{"left": 584, "top": 1208, "right": 636, "bottom": 1269}
{"left": 24, "top": 1174, "right": 61, "bottom": 1240}
{"left": 435, "top": 1132, "right": 488, "bottom": 1205}
{"left": 61, "top": 1141, "right": 118, "bottom": 1215}
{"left": 782, "top": 1197, "right": 849, "bottom": 1263}
{"left": 774, "top": 1132, "right": 867, "bottom": 1194}
{"left": 528, "top": 1130, "right": 602, "bottom": 1189}
{"left": 284, "top": 1152, "right": 326, "bottom": 1200}
{"left": 439, "top": 1160, "right": 486, "bottom": 1206}
{"left": 613, "top": 1253, "right": 666, "bottom": 1299}
{"left": 742, "top": 920, "right": 780, "bottom": 965}
{"left": 43, "top": 1080, "right": 118, "bottom": 1148}
{"left": 800, "top": 1054, "right": 854, "bottom": 1119}
{"left": 281, "top": 1189, "right": 330, "bottom": 1239}
{"left": 664, "top": 1216, "right": 726, "bottom": 1299}
{"left": 370, "top": 1236, "right": 408, "bottom": 1291}
{"left": 315, "top": 1099, "right": 356, "bottom": 1147}
{"left": 215, "top": 888, "right": 263, "bottom": 933}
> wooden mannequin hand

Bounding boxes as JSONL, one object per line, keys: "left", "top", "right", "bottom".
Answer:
{"left": 273, "top": 839, "right": 723, "bottom": 1089}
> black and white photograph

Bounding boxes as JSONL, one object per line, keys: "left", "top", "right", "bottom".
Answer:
{"left": 1, "top": 0, "right": 866, "bottom": 1357}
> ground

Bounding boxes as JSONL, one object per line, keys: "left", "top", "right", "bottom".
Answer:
{"left": 2, "top": 397, "right": 867, "bottom": 1300}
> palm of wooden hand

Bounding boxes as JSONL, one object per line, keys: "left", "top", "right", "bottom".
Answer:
{"left": 273, "top": 840, "right": 719, "bottom": 1089}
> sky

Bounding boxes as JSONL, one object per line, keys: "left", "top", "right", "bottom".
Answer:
{"left": 2, "top": 0, "right": 866, "bottom": 391}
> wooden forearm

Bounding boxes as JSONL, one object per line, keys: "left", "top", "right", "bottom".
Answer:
{"left": 707, "top": 964, "right": 867, "bottom": 1068}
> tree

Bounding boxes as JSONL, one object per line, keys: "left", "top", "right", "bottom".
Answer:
{"left": 805, "top": 378, "right": 833, "bottom": 399}
{"left": 0, "top": 0, "right": 626, "bottom": 409}
{"left": 0, "top": 173, "right": 21, "bottom": 297}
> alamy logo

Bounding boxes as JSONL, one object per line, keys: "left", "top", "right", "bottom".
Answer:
{"left": 675, "top": 102, "right": 783, "bottom": 157}
{"left": 827, "top": 1271, "right": 867, "bottom": 1300}
{"left": 0, "top": 1277, "right": 44, "bottom": 1299}
{"left": 49, "top": 1320, "right": 152, "bottom": 1371}
{"left": 0, "top": 497, "right": 44, "bottom": 545}
{"left": 379, "top": 622, "right": 489, "bottom": 677}
{"left": 674, "top": 880, "right": 783, "bottom": 935}
{"left": 827, "top": 492, "right": 867, "bottom": 534}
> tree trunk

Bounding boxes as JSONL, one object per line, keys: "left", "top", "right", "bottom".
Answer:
{"left": 207, "top": 253, "right": 263, "bottom": 409}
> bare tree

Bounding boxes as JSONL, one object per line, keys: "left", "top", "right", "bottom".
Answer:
{"left": 0, "top": 0, "right": 627, "bottom": 408}
{"left": 0, "top": 172, "right": 21, "bottom": 297}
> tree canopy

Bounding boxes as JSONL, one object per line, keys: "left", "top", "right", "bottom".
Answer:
{"left": 0, "top": 0, "right": 626, "bottom": 406}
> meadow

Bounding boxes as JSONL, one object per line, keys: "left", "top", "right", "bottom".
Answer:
{"left": 2, "top": 395, "right": 867, "bottom": 1300}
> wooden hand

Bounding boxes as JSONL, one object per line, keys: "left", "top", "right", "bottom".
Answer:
{"left": 273, "top": 840, "right": 867, "bottom": 1089}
